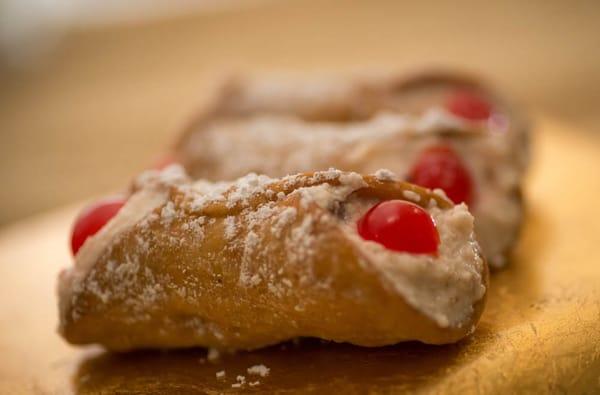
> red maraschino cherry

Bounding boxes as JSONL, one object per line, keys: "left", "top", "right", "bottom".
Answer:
{"left": 409, "top": 145, "right": 474, "bottom": 205}
{"left": 357, "top": 200, "right": 440, "bottom": 255}
{"left": 71, "top": 197, "right": 126, "bottom": 255}
{"left": 446, "top": 90, "right": 491, "bottom": 121}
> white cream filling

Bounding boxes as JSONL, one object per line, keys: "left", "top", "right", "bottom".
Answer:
{"left": 300, "top": 180, "right": 485, "bottom": 329}
{"left": 347, "top": 202, "right": 485, "bottom": 328}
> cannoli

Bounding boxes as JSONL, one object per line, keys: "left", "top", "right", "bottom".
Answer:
{"left": 175, "top": 71, "right": 529, "bottom": 268}
{"left": 58, "top": 167, "right": 487, "bottom": 351}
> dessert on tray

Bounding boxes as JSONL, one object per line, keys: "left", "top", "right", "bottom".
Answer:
{"left": 58, "top": 167, "right": 487, "bottom": 351}
{"left": 175, "top": 71, "right": 529, "bottom": 267}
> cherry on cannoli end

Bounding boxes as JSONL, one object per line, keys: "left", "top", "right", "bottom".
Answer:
{"left": 446, "top": 90, "right": 492, "bottom": 121}
{"left": 409, "top": 145, "right": 474, "bottom": 206}
{"left": 71, "top": 197, "right": 126, "bottom": 256}
{"left": 357, "top": 200, "right": 440, "bottom": 255}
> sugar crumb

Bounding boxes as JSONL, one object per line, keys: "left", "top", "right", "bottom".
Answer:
{"left": 160, "top": 201, "right": 177, "bottom": 224}
{"left": 232, "top": 375, "right": 246, "bottom": 387}
{"left": 216, "top": 370, "right": 226, "bottom": 379}
{"left": 374, "top": 168, "right": 397, "bottom": 181}
{"left": 247, "top": 364, "right": 270, "bottom": 377}
{"left": 207, "top": 348, "right": 220, "bottom": 361}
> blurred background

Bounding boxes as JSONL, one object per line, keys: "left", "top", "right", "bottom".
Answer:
{"left": 1, "top": 0, "right": 599, "bottom": 225}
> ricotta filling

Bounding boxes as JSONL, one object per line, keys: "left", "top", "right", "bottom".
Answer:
{"left": 296, "top": 174, "right": 486, "bottom": 329}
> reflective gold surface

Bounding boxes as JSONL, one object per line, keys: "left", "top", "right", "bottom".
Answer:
{"left": 1, "top": 117, "right": 599, "bottom": 393}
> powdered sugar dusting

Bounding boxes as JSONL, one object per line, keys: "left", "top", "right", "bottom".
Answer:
{"left": 133, "top": 164, "right": 190, "bottom": 191}
{"left": 160, "top": 201, "right": 177, "bottom": 224}
{"left": 225, "top": 173, "right": 276, "bottom": 208}
{"left": 271, "top": 207, "right": 297, "bottom": 237}
{"left": 374, "top": 168, "right": 397, "bottom": 181}
{"left": 223, "top": 216, "right": 237, "bottom": 240}
{"left": 298, "top": 170, "right": 366, "bottom": 210}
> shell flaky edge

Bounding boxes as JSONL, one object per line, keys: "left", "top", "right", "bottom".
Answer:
{"left": 58, "top": 168, "right": 488, "bottom": 351}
